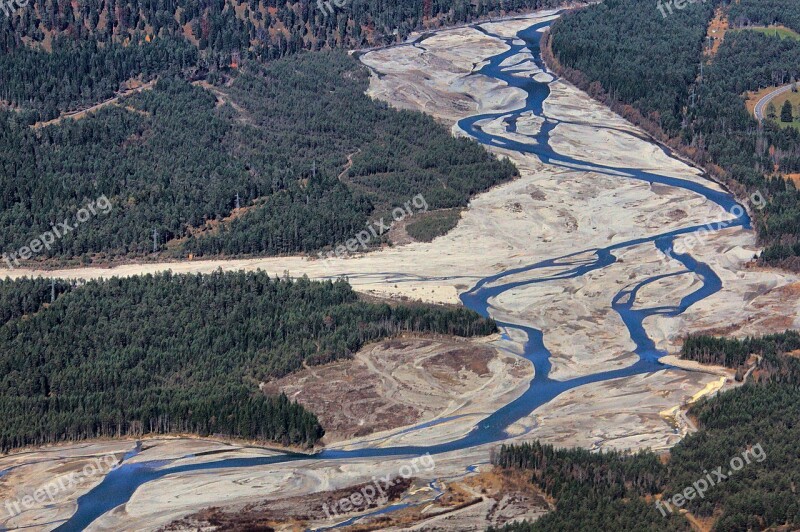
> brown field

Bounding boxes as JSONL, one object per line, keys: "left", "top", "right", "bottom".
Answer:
{"left": 162, "top": 477, "right": 414, "bottom": 531}
{"left": 785, "top": 173, "right": 800, "bottom": 187}
{"left": 704, "top": 7, "right": 728, "bottom": 58}
{"left": 162, "top": 467, "right": 551, "bottom": 531}
{"left": 261, "top": 336, "right": 531, "bottom": 443}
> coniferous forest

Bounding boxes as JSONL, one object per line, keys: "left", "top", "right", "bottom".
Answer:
{"left": 491, "top": 334, "right": 800, "bottom": 532}
{"left": 0, "top": 0, "right": 575, "bottom": 143}
{"left": 682, "top": 330, "right": 800, "bottom": 369}
{"left": 0, "top": 0, "right": 586, "bottom": 265}
{"left": 0, "top": 50, "right": 517, "bottom": 262}
{"left": 548, "top": 0, "right": 800, "bottom": 270}
{"left": 727, "top": 0, "right": 800, "bottom": 33}
{"left": 0, "top": 272, "right": 496, "bottom": 452}
{"left": 0, "top": 0, "right": 573, "bottom": 126}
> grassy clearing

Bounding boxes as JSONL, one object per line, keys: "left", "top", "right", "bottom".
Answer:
{"left": 733, "top": 25, "right": 800, "bottom": 41}
{"left": 767, "top": 90, "right": 800, "bottom": 130}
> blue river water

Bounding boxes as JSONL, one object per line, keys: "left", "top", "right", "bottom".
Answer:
{"left": 54, "top": 17, "right": 750, "bottom": 531}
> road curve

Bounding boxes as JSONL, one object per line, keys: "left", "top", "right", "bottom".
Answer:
{"left": 754, "top": 83, "right": 795, "bottom": 121}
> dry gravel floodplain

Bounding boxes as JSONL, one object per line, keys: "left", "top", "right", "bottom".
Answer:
{"left": 3, "top": 8, "right": 800, "bottom": 532}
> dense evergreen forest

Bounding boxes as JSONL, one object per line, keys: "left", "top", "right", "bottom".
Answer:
{"left": 0, "top": 0, "right": 569, "bottom": 117}
{"left": 405, "top": 208, "right": 463, "bottom": 242}
{"left": 549, "top": 0, "right": 711, "bottom": 136}
{"left": 682, "top": 330, "right": 800, "bottom": 369}
{"left": 548, "top": 0, "right": 800, "bottom": 270}
{"left": 491, "top": 335, "right": 800, "bottom": 531}
{"left": 0, "top": 37, "right": 199, "bottom": 119}
{"left": 0, "top": 0, "right": 569, "bottom": 264}
{"left": 491, "top": 443, "right": 688, "bottom": 531}
{"left": 0, "top": 277, "right": 72, "bottom": 324}
{"left": 182, "top": 52, "right": 518, "bottom": 256}
{"left": 0, "top": 272, "right": 496, "bottom": 452}
{"left": 727, "top": 0, "right": 800, "bottom": 33}
{"left": 0, "top": 50, "right": 516, "bottom": 262}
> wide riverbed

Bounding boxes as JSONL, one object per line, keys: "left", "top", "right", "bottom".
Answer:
{"left": 49, "top": 15, "right": 756, "bottom": 532}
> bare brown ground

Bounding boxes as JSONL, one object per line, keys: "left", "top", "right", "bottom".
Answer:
{"left": 349, "top": 469, "right": 551, "bottom": 531}
{"left": 340, "top": 497, "right": 487, "bottom": 532}
{"left": 240, "top": 468, "right": 551, "bottom": 532}
{"left": 384, "top": 212, "right": 418, "bottom": 245}
{"left": 704, "top": 7, "right": 728, "bottom": 58}
{"left": 463, "top": 469, "right": 553, "bottom": 511}
{"left": 162, "top": 478, "right": 414, "bottom": 531}
{"left": 682, "top": 509, "right": 717, "bottom": 532}
{"left": 784, "top": 173, "right": 800, "bottom": 187}
{"left": 160, "top": 469, "right": 537, "bottom": 532}
{"left": 262, "top": 336, "right": 525, "bottom": 443}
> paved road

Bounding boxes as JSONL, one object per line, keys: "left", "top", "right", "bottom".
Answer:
{"left": 754, "top": 83, "right": 795, "bottom": 121}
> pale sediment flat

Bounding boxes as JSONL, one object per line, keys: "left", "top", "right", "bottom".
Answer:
{"left": 0, "top": 438, "right": 285, "bottom": 531}
{"left": 505, "top": 369, "right": 734, "bottom": 452}
{"left": 0, "top": 441, "right": 134, "bottom": 530}
{"left": 651, "top": 227, "right": 800, "bottom": 351}
{"left": 81, "top": 443, "right": 493, "bottom": 531}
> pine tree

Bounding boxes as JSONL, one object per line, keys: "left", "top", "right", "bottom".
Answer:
{"left": 767, "top": 102, "right": 778, "bottom": 120}
{"left": 781, "top": 99, "right": 794, "bottom": 122}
